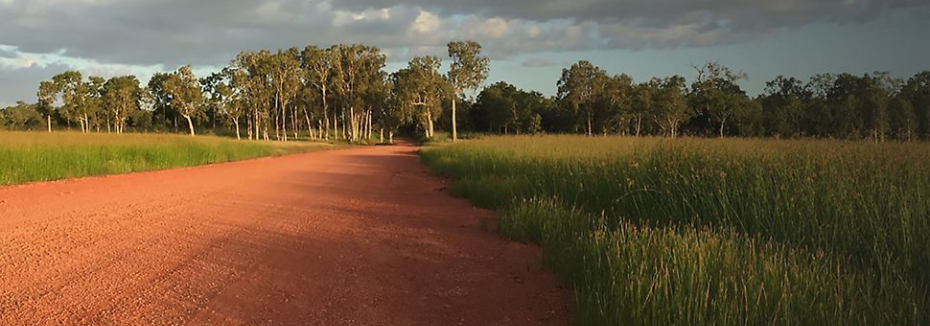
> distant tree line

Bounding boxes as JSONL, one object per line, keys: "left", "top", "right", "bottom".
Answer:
{"left": 3, "top": 43, "right": 929, "bottom": 142}
{"left": 466, "top": 61, "right": 930, "bottom": 141}
{"left": 2, "top": 41, "right": 488, "bottom": 143}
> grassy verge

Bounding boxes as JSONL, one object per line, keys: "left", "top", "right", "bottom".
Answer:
{"left": 420, "top": 135, "right": 929, "bottom": 325}
{"left": 0, "top": 131, "right": 337, "bottom": 186}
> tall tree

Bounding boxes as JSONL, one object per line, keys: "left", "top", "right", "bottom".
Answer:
{"left": 392, "top": 56, "right": 449, "bottom": 138}
{"left": 102, "top": 75, "right": 142, "bottom": 134}
{"left": 163, "top": 65, "right": 204, "bottom": 136}
{"left": 447, "top": 40, "right": 490, "bottom": 142}
{"left": 690, "top": 62, "right": 749, "bottom": 137}
{"left": 271, "top": 48, "right": 303, "bottom": 141}
{"left": 654, "top": 76, "right": 691, "bottom": 138}
{"left": 332, "top": 44, "right": 386, "bottom": 142}
{"left": 558, "top": 60, "right": 607, "bottom": 136}
{"left": 302, "top": 46, "right": 336, "bottom": 139}
{"left": 37, "top": 81, "right": 58, "bottom": 133}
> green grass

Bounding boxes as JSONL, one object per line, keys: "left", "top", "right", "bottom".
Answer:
{"left": 0, "top": 131, "right": 336, "bottom": 186}
{"left": 420, "top": 135, "right": 930, "bottom": 325}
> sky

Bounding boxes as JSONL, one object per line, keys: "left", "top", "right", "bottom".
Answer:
{"left": 1, "top": 0, "right": 929, "bottom": 108}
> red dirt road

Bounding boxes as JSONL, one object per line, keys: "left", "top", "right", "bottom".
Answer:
{"left": 0, "top": 143, "right": 569, "bottom": 325}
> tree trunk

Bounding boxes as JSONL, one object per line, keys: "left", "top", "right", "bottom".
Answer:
{"left": 47, "top": 115, "right": 52, "bottom": 133}
{"left": 380, "top": 128, "right": 384, "bottom": 144}
{"left": 719, "top": 117, "right": 727, "bottom": 137}
{"left": 451, "top": 99, "right": 457, "bottom": 142}
{"left": 281, "top": 99, "right": 288, "bottom": 142}
{"left": 587, "top": 115, "right": 593, "bottom": 136}
{"left": 247, "top": 115, "right": 253, "bottom": 140}
{"left": 389, "top": 131, "right": 394, "bottom": 144}
{"left": 234, "top": 118, "right": 241, "bottom": 140}
{"left": 184, "top": 115, "right": 195, "bottom": 136}
{"left": 426, "top": 111, "right": 434, "bottom": 138}
{"left": 303, "top": 106, "right": 313, "bottom": 140}
{"left": 322, "top": 86, "right": 329, "bottom": 139}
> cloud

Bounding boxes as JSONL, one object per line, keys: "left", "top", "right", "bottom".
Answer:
{"left": 0, "top": 0, "right": 927, "bottom": 104}
{"left": 0, "top": 62, "right": 71, "bottom": 108}
{"left": 1, "top": 0, "right": 925, "bottom": 69}
{"left": 521, "top": 58, "right": 558, "bottom": 68}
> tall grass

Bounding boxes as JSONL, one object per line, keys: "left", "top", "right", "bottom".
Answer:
{"left": 0, "top": 131, "right": 334, "bottom": 185}
{"left": 421, "top": 136, "right": 930, "bottom": 325}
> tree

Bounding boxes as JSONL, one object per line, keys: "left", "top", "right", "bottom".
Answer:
{"left": 332, "top": 44, "right": 386, "bottom": 142}
{"left": 903, "top": 71, "right": 930, "bottom": 138}
{"left": 558, "top": 61, "right": 607, "bottom": 136}
{"left": 599, "top": 74, "right": 634, "bottom": 135}
{"left": 447, "top": 40, "right": 490, "bottom": 142}
{"left": 301, "top": 46, "right": 336, "bottom": 139}
{"left": 102, "top": 75, "right": 142, "bottom": 134}
{"left": 37, "top": 81, "right": 58, "bottom": 133}
{"left": 690, "top": 62, "right": 748, "bottom": 137}
{"left": 392, "top": 56, "right": 450, "bottom": 138}
{"left": 163, "top": 65, "right": 204, "bottom": 136}
{"left": 0, "top": 102, "right": 42, "bottom": 130}
{"left": 653, "top": 76, "right": 690, "bottom": 137}
{"left": 269, "top": 48, "right": 302, "bottom": 141}
{"left": 761, "top": 76, "right": 808, "bottom": 137}
{"left": 631, "top": 80, "right": 656, "bottom": 136}
{"left": 889, "top": 95, "right": 918, "bottom": 140}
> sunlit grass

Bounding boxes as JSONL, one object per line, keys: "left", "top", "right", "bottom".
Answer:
{"left": 0, "top": 131, "right": 335, "bottom": 185}
{"left": 421, "top": 135, "right": 930, "bottom": 325}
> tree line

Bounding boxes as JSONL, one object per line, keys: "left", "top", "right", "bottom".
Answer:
{"left": 468, "top": 61, "right": 930, "bottom": 140}
{"left": 2, "top": 42, "right": 929, "bottom": 142}
{"left": 2, "top": 41, "right": 488, "bottom": 143}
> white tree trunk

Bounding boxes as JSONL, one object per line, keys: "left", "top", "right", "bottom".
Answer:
{"left": 451, "top": 99, "right": 457, "bottom": 142}
{"left": 234, "top": 118, "right": 241, "bottom": 140}
{"left": 184, "top": 115, "right": 195, "bottom": 136}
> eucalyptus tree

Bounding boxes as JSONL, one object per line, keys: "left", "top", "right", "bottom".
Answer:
{"left": 631, "top": 80, "right": 656, "bottom": 136}
{"left": 301, "top": 45, "right": 336, "bottom": 139}
{"left": 332, "top": 44, "right": 385, "bottom": 141}
{"left": 102, "top": 76, "right": 142, "bottom": 134}
{"left": 760, "top": 76, "right": 808, "bottom": 137}
{"left": 903, "top": 71, "right": 930, "bottom": 138}
{"left": 37, "top": 81, "right": 57, "bottom": 132}
{"left": 447, "top": 40, "right": 489, "bottom": 142}
{"left": 558, "top": 60, "right": 607, "bottom": 136}
{"left": 268, "top": 48, "right": 303, "bottom": 141}
{"left": 690, "top": 62, "right": 749, "bottom": 137}
{"left": 654, "top": 76, "right": 690, "bottom": 138}
{"left": 230, "top": 50, "right": 275, "bottom": 140}
{"left": 163, "top": 65, "right": 204, "bottom": 136}
{"left": 392, "top": 56, "right": 450, "bottom": 138}
{"left": 50, "top": 71, "right": 87, "bottom": 131}
{"left": 202, "top": 69, "right": 241, "bottom": 139}
{"left": 599, "top": 74, "right": 633, "bottom": 135}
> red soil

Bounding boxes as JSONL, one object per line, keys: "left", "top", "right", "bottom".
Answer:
{"left": 0, "top": 141, "right": 569, "bottom": 325}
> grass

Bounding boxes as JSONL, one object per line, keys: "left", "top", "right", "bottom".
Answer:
{"left": 420, "top": 135, "right": 930, "bottom": 325}
{"left": 0, "top": 131, "right": 336, "bottom": 186}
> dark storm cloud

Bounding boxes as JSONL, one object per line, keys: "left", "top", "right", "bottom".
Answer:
{"left": 0, "top": 0, "right": 927, "bottom": 72}
{"left": 2, "top": 0, "right": 926, "bottom": 68}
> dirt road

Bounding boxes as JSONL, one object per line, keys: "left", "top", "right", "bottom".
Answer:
{"left": 0, "top": 142, "right": 568, "bottom": 325}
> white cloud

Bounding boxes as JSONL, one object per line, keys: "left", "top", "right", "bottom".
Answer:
{"left": 409, "top": 10, "right": 439, "bottom": 34}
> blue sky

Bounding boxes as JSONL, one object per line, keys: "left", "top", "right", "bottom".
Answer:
{"left": 1, "top": 0, "right": 928, "bottom": 107}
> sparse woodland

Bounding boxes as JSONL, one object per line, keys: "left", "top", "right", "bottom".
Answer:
{"left": 3, "top": 41, "right": 929, "bottom": 142}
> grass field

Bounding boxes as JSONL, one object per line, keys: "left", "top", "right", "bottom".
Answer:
{"left": 421, "top": 136, "right": 930, "bottom": 325}
{"left": 0, "top": 131, "right": 335, "bottom": 186}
